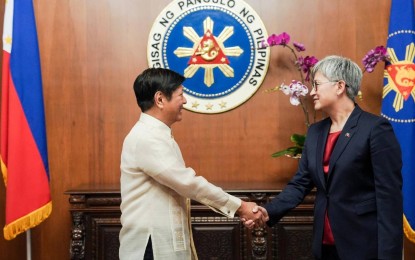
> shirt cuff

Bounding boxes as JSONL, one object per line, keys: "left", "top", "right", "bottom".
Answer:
{"left": 219, "top": 195, "right": 242, "bottom": 217}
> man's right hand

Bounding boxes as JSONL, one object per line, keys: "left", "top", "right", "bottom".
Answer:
{"left": 241, "top": 206, "right": 269, "bottom": 229}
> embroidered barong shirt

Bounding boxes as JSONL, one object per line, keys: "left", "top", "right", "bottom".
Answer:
{"left": 119, "top": 113, "right": 241, "bottom": 260}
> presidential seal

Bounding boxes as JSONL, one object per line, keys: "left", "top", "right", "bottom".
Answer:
{"left": 147, "top": 0, "right": 270, "bottom": 113}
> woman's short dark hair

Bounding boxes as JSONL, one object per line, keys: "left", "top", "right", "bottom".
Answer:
{"left": 133, "top": 68, "right": 185, "bottom": 112}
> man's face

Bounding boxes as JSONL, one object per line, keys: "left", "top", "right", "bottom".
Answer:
{"left": 163, "top": 85, "right": 187, "bottom": 126}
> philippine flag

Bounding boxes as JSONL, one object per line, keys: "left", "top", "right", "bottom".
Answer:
{"left": 0, "top": 0, "right": 52, "bottom": 240}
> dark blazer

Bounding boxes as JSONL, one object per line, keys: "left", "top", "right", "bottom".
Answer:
{"left": 264, "top": 105, "right": 403, "bottom": 259}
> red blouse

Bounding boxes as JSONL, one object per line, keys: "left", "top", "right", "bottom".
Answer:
{"left": 322, "top": 131, "right": 341, "bottom": 245}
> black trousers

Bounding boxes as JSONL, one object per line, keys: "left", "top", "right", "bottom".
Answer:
{"left": 143, "top": 237, "right": 154, "bottom": 260}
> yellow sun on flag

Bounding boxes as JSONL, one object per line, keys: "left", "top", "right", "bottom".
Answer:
{"left": 384, "top": 43, "right": 415, "bottom": 112}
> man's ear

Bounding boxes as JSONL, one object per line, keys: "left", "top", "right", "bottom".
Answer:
{"left": 154, "top": 91, "right": 164, "bottom": 109}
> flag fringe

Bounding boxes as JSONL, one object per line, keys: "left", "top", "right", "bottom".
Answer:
{"left": 3, "top": 201, "right": 52, "bottom": 240}
{"left": 404, "top": 214, "right": 415, "bottom": 243}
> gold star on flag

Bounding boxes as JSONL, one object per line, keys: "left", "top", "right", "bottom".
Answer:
{"left": 4, "top": 35, "right": 12, "bottom": 45}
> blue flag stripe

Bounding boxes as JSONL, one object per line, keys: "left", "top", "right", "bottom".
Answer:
{"left": 10, "top": 0, "right": 49, "bottom": 176}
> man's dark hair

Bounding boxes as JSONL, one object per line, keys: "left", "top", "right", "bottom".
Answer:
{"left": 133, "top": 68, "right": 185, "bottom": 112}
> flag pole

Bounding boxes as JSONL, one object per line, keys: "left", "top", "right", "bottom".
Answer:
{"left": 26, "top": 230, "right": 32, "bottom": 260}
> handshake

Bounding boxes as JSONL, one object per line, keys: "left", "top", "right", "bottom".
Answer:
{"left": 237, "top": 201, "right": 269, "bottom": 229}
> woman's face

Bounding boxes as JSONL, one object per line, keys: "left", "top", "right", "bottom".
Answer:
{"left": 310, "top": 72, "right": 339, "bottom": 111}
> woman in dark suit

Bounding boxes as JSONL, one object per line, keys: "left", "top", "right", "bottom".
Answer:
{"left": 247, "top": 55, "right": 403, "bottom": 259}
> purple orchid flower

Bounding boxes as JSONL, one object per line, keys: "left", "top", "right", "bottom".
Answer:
{"left": 267, "top": 34, "right": 280, "bottom": 46}
{"left": 277, "top": 32, "right": 290, "bottom": 45}
{"left": 297, "top": 56, "right": 319, "bottom": 81}
{"left": 267, "top": 32, "right": 290, "bottom": 47}
{"left": 293, "top": 42, "right": 306, "bottom": 52}
{"left": 362, "top": 46, "right": 390, "bottom": 73}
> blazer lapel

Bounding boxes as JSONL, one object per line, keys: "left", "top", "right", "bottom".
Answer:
{"left": 327, "top": 106, "right": 362, "bottom": 185}
{"left": 316, "top": 119, "right": 331, "bottom": 191}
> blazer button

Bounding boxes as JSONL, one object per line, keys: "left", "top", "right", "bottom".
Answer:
{"left": 227, "top": 210, "right": 230, "bottom": 214}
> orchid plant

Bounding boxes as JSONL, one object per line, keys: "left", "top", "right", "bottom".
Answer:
{"left": 362, "top": 45, "right": 390, "bottom": 73}
{"left": 262, "top": 32, "right": 389, "bottom": 159}
{"left": 260, "top": 32, "right": 318, "bottom": 158}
